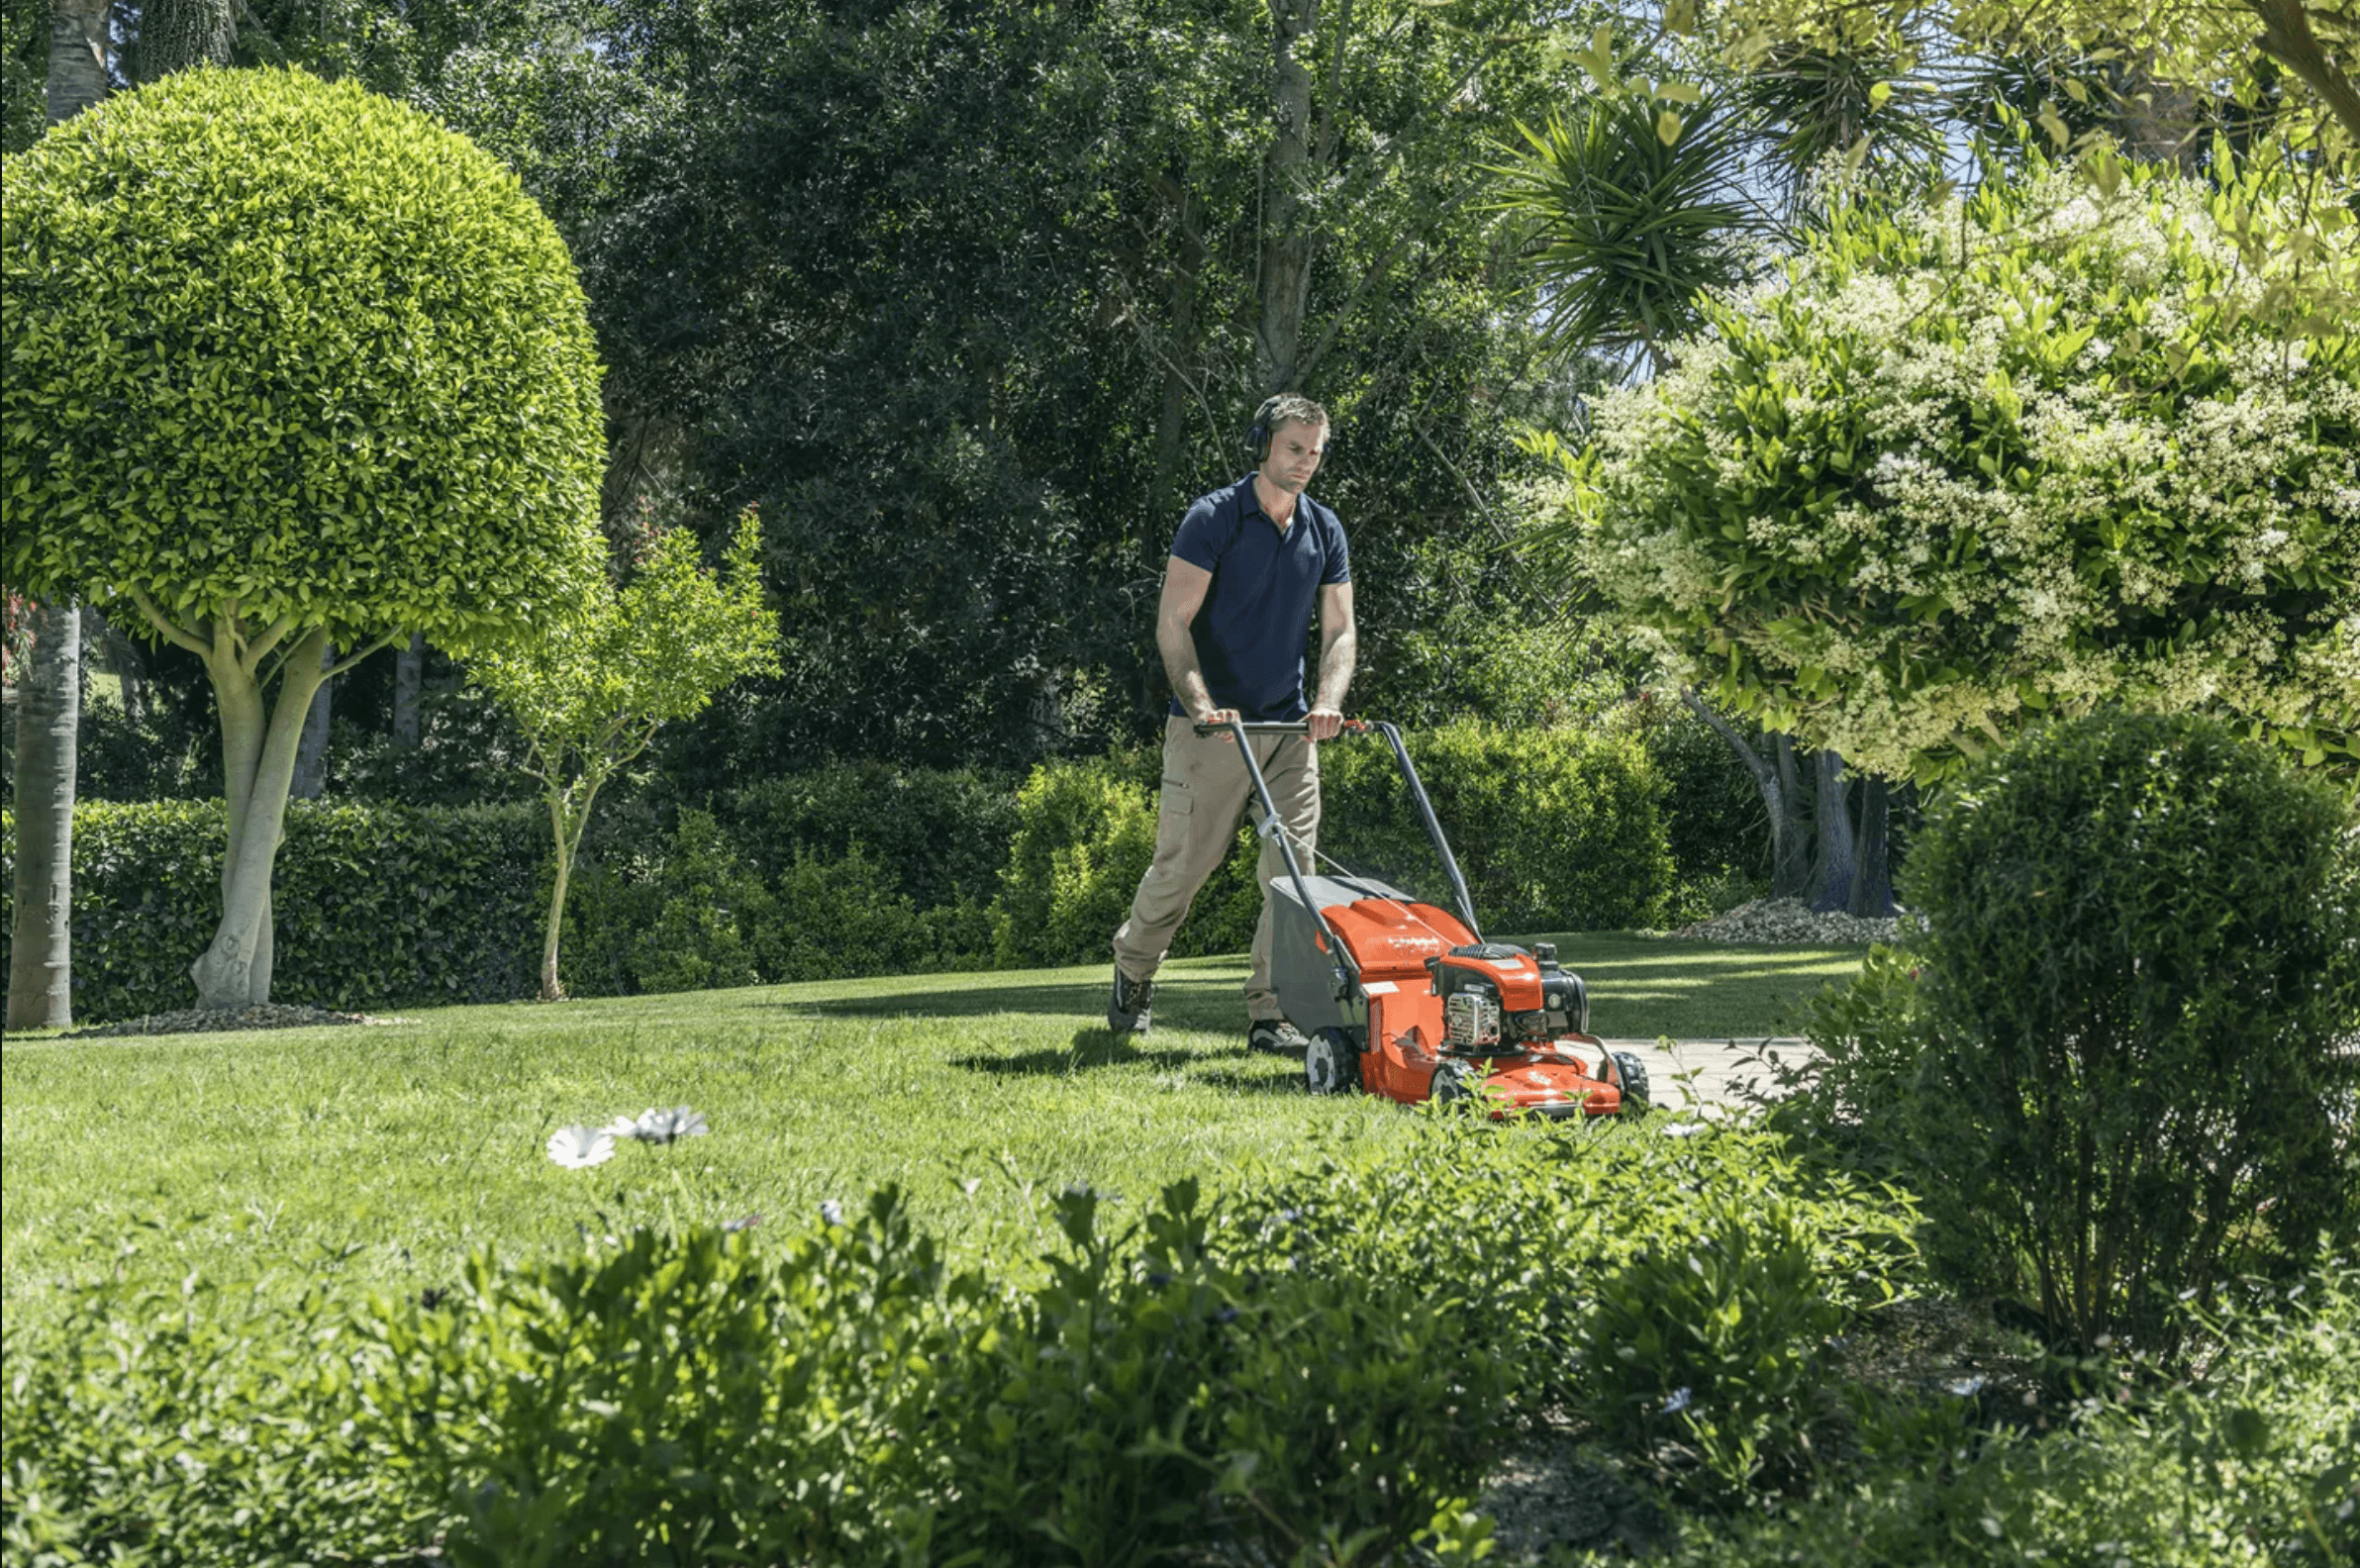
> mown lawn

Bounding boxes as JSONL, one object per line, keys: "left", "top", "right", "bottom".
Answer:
{"left": 0, "top": 933, "right": 1861, "bottom": 1323}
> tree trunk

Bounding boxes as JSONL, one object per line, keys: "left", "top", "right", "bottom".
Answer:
{"left": 1150, "top": 179, "right": 1206, "bottom": 524}
{"left": 1771, "top": 733, "right": 1813, "bottom": 900}
{"left": 87, "top": 605, "right": 149, "bottom": 727}
{"left": 6, "top": 602, "right": 80, "bottom": 1029}
{"left": 1256, "top": 0, "right": 1320, "bottom": 393}
{"left": 1848, "top": 773, "right": 1897, "bottom": 918}
{"left": 129, "top": 0, "right": 234, "bottom": 82}
{"left": 289, "top": 639, "right": 337, "bottom": 800}
{"left": 392, "top": 633, "right": 425, "bottom": 747}
{"left": 46, "top": 0, "right": 110, "bottom": 123}
{"left": 191, "top": 625, "right": 333, "bottom": 1010}
{"left": 5, "top": 0, "right": 114, "bottom": 1029}
{"left": 1808, "top": 748, "right": 1855, "bottom": 913}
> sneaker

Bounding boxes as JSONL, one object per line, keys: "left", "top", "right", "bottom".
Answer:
{"left": 1109, "top": 967, "right": 1154, "bottom": 1033}
{"left": 1247, "top": 1018, "right": 1311, "bottom": 1055}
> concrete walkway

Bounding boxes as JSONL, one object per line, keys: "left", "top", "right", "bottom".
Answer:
{"left": 1592, "top": 1036, "right": 1818, "bottom": 1112}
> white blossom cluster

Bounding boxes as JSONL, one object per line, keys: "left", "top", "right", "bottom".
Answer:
{"left": 1579, "top": 163, "right": 2360, "bottom": 780}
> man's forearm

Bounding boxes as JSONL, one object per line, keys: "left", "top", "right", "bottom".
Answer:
{"left": 1159, "top": 617, "right": 1218, "bottom": 719}
{"left": 1314, "top": 625, "right": 1356, "bottom": 711}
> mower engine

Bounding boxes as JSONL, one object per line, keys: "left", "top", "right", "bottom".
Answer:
{"left": 1427, "top": 941, "right": 1589, "bottom": 1054}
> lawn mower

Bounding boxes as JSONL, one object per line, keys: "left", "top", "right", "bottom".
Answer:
{"left": 1208, "top": 718, "right": 1649, "bottom": 1119}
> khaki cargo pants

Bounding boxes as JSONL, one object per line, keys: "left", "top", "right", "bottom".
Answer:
{"left": 1112, "top": 716, "right": 1321, "bottom": 1024}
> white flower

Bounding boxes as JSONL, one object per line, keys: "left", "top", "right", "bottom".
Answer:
{"left": 1947, "top": 1376, "right": 1987, "bottom": 1397}
{"left": 546, "top": 1125, "right": 616, "bottom": 1169}
{"left": 1660, "top": 1387, "right": 1694, "bottom": 1416}
{"left": 620, "top": 1107, "right": 709, "bottom": 1144}
{"left": 820, "top": 1199, "right": 844, "bottom": 1226}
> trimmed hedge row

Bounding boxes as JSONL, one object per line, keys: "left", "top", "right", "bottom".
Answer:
{"left": 3, "top": 724, "right": 1679, "bottom": 1018}
{"left": 0, "top": 800, "right": 545, "bottom": 1020}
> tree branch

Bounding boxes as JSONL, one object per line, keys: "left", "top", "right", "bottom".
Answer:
{"left": 2249, "top": 0, "right": 2360, "bottom": 146}
{"left": 322, "top": 630, "right": 405, "bottom": 681}
{"left": 125, "top": 586, "right": 213, "bottom": 656}
{"left": 1683, "top": 686, "right": 1776, "bottom": 788}
{"left": 1296, "top": 180, "right": 1483, "bottom": 384}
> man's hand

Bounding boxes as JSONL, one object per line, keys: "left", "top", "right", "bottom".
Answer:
{"left": 1306, "top": 704, "right": 1344, "bottom": 741}
{"left": 1197, "top": 705, "right": 1242, "bottom": 743}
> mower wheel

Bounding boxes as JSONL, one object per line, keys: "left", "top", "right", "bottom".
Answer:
{"left": 1610, "top": 1051, "right": 1651, "bottom": 1116}
{"left": 1429, "top": 1058, "right": 1480, "bottom": 1111}
{"left": 1305, "top": 1028, "right": 1360, "bottom": 1095}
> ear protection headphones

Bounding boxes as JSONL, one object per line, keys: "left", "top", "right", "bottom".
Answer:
{"left": 1246, "top": 396, "right": 1284, "bottom": 462}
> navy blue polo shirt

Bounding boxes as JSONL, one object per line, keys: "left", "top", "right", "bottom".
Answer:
{"left": 1166, "top": 474, "right": 1351, "bottom": 722}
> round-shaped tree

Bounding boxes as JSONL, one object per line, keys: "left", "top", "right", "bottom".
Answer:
{"left": 1567, "top": 150, "right": 2360, "bottom": 785}
{"left": 2, "top": 66, "right": 605, "bottom": 1009}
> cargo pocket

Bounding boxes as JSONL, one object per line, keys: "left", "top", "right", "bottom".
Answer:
{"left": 1157, "top": 778, "right": 1194, "bottom": 815}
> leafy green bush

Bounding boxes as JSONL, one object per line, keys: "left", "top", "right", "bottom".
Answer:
{"left": 561, "top": 808, "right": 772, "bottom": 995}
{"left": 762, "top": 841, "right": 973, "bottom": 981}
{"left": 992, "top": 722, "right": 1677, "bottom": 966}
{"left": 1, "top": 799, "right": 543, "bottom": 1019}
{"left": 722, "top": 760, "right": 1021, "bottom": 913}
{"left": 0, "top": 1272, "right": 424, "bottom": 1563}
{"left": 364, "top": 1193, "right": 949, "bottom": 1567}
{"left": 1894, "top": 712, "right": 2360, "bottom": 1354}
{"left": 990, "top": 749, "right": 1262, "bottom": 968}
{"left": 1622, "top": 691, "right": 1771, "bottom": 915}
{"left": 1320, "top": 719, "right": 1674, "bottom": 932}
{"left": 1592, "top": 1255, "right": 2360, "bottom": 1568}
{"left": 1574, "top": 1193, "right": 1846, "bottom": 1507}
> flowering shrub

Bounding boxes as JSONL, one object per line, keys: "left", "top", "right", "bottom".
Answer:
{"left": 1567, "top": 149, "right": 2360, "bottom": 782}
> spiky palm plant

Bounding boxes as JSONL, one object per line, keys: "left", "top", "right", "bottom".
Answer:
{"left": 1493, "top": 92, "right": 1770, "bottom": 375}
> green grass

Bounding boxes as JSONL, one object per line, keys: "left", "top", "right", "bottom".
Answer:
{"left": 0, "top": 934, "right": 1860, "bottom": 1325}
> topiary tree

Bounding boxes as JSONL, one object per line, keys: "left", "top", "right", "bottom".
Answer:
{"left": 1902, "top": 711, "right": 2359, "bottom": 1355}
{"left": 2, "top": 66, "right": 605, "bottom": 1010}
{"left": 1563, "top": 147, "right": 2360, "bottom": 787}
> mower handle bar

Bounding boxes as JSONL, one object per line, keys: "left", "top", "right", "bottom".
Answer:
{"left": 1189, "top": 719, "right": 1372, "bottom": 737}
{"left": 1190, "top": 717, "right": 1483, "bottom": 956}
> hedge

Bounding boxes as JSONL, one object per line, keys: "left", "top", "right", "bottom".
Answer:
{"left": 990, "top": 720, "right": 1676, "bottom": 967}
{"left": 1, "top": 800, "right": 546, "bottom": 1020}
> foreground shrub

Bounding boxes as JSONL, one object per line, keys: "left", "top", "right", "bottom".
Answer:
{"left": 1574, "top": 1193, "right": 1846, "bottom": 1507}
{"left": 0, "top": 1275, "right": 423, "bottom": 1562}
{"left": 1836, "top": 712, "right": 2360, "bottom": 1353}
{"left": 1, "top": 1122, "right": 1916, "bottom": 1561}
{"left": 1588, "top": 1255, "right": 2360, "bottom": 1568}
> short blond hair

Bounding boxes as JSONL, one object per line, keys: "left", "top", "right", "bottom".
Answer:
{"left": 1258, "top": 393, "right": 1328, "bottom": 435}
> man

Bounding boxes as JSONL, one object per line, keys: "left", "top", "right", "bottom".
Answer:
{"left": 1108, "top": 393, "right": 1355, "bottom": 1052}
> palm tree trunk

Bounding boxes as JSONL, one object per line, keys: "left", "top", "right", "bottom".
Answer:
{"left": 6, "top": 603, "right": 80, "bottom": 1029}
{"left": 46, "top": 0, "right": 110, "bottom": 122}
{"left": 1771, "top": 734, "right": 1813, "bottom": 900}
{"left": 5, "top": 0, "right": 116, "bottom": 1029}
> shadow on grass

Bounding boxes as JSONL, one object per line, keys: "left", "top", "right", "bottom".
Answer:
{"left": 766, "top": 980, "right": 1110, "bottom": 1023}
{"left": 952, "top": 1032, "right": 1222, "bottom": 1076}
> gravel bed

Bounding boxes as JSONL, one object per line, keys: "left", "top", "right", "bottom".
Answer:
{"left": 1660, "top": 896, "right": 1918, "bottom": 946}
{"left": 63, "top": 1003, "right": 418, "bottom": 1038}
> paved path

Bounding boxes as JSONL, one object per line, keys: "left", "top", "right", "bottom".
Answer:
{"left": 1592, "top": 1037, "right": 1818, "bottom": 1113}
